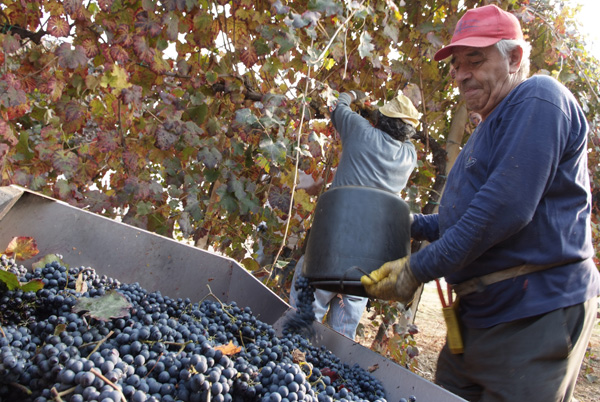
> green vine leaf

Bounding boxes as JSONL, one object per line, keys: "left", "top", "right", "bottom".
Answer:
{"left": 72, "top": 290, "right": 133, "bottom": 322}
{"left": 0, "top": 270, "right": 20, "bottom": 291}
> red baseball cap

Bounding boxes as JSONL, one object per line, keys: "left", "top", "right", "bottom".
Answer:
{"left": 434, "top": 5, "right": 523, "bottom": 61}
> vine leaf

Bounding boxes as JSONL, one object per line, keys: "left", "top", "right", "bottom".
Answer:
{"left": 241, "top": 257, "right": 260, "bottom": 272}
{"left": 358, "top": 31, "right": 375, "bottom": 58}
{"left": 101, "top": 65, "right": 132, "bottom": 92}
{"left": 75, "top": 272, "right": 88, "bottom": 293}
{"left": 239, "top": 37, "right": 258, "bottom": 68}
{"left": 20, "top": 279, "right": 44, "bottom": 292}
{"left": 2, "top": 35, "right": 21, "bottom": 54}
{"left": 0, "top": 270, "right": 44, "bottom": 293}
{"left": 4, "top": 236, "right": 39, "bottom": 261}
{"left": 268, "top": 186, "right": 291, "bottom": 212}
{"left": 56, "top": 43, "right": 88, "bottom": 69}
{"left": 72, "top": 290, "right": 132, "bottom": 322}
{"left": 32, "top": 254, "right": 67, "bottom": 270}
{"left": 47, "top": 16, "right": 71, "bottom": 37}
{"left": 214, "top": 341, "right": 242, "bottom": 356}
{"left": 0, "top": 270, "right": 20, "bottom": 290}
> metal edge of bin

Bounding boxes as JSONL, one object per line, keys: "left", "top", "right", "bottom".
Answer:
{"left": 0, "top": 185, "right": 289, "bottom": 324}
{"left": 0, "top": 185, "right": 466, "bottom": 402}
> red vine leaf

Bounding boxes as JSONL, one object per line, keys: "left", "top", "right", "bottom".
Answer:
{"left": 133, "top": 36, "right": 155, "bottom": 64}
{"left": 239, "top": 37, "right": 258, "bottom": 68}
{"left": 135, "top": 11, "right": 162, "bottom": 37}
{"left": 47, "top": 16, "right": 71, "bottom": 37}
{"left": 2, "top": 35, "right": 21, "bottom": 54}
{"left": 52, "top": 150, "right": 78, "bottom": 176}
{"left": 98, "top": 0, "right": 114, "bottom": 12}
{"left": 63, "top": 0, "right": 83, "bottom": 16}
{"left": 56, "top": 44, "right": 88, "bottom": 69}
{"left": 110, "top": 45, "right": 130, "bottom": 64}
{"left": 4, "top": 236, "right": 40, "bottom": 261}
{"left": 0, "top": 119, "right": 17, "bottom": 146}
{"left": 80, "top": 38, "right": 99, "bottom": 58}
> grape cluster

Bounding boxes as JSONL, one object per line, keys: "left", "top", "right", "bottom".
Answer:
{"left": 282, "top": 275, "right": 317, "bottom": 337}
{"left": 0, "top": 256, "right": 419, "bottom": 401}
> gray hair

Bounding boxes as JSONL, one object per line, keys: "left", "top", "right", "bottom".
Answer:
{"left": 495, "top": 39, "right": 532, "bottom": 80}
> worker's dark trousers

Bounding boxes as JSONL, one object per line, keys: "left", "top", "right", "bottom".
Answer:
{"left": 435, "top": 296, "right": 598, "bottom": 402}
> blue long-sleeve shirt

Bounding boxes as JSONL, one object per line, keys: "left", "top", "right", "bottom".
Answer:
{"left": 411, "top": 75, "right": 600, "bottom": 328}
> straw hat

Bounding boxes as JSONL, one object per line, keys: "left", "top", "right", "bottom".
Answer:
{"left": 379, "top": 93, "right": 421, "bottom": 128}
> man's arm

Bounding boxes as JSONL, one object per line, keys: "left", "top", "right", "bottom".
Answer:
{"left": 410, "top": 93, "right": 573, "bottom": 283}
{"left": 411, "top": 213, "right": 440, "bottom": 242}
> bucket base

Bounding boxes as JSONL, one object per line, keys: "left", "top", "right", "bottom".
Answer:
{"left": 309, "top": 279, "right": 367, "bottom": 297}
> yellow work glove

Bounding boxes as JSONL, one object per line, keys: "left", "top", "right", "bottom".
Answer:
{"left": 360, "top": 256, "right": 421, "bottom": 304}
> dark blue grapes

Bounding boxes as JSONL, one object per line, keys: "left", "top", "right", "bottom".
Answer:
{"left": 282, "top": 275, "right": 317, "bottom": 337}
{"left": 0, "top": 258, "right": 417, "bottom": 401}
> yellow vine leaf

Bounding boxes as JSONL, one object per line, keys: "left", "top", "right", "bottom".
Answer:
{"left": 214, "top": 341, "right": 242, "bottom": 356}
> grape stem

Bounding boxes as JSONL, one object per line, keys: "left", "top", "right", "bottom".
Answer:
{"left": 202, "top": 285, "right": 237, "bottom": 321}
{"left": 90, "top": 368, "right": 127, "bottom": 402}
{"left": 85, "top": 330, "right": 114, "bottom": 358}
{"left": 50, "top": 386, "right": 65, "bottom": 402}
{"left": 144, "top": 352, "right": 164, "bottom": 378}
{"left": 52, "top": 385, "right": 77, "bottom": 399}
{"left": 10, "top": 381, "right": 32, "bottom": 395}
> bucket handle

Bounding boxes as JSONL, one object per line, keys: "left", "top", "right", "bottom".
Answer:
{"left": 340, "top": 266, "right": 375, "bottom": 292}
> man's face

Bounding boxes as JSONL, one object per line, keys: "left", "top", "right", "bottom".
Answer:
{"left": 450, "top": 45, "right": 521, "bottom": 120}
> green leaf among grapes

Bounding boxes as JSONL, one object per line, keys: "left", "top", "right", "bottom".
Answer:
{"left": 0, "top": 269, "right": 43, "bottom": 293}
{"left": 20, "top": 279, "right": 44, "bottom": 293}
{"left": 72, "top": 290, "right": 132, "bottom": 322}
{"left": 54, "top": 323, "right": 67, "bottom": 336}
{"left": 32, "top": 254, "right": 67, "bottom": 270}
{"left": 0, "top": 270, "right": 20, "bottom": 291}
{"left": 184, "top": 104, "right": 208, "bottom": 126}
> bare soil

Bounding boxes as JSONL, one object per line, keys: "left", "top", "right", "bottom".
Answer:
{"left": 357, "top": 285, "right": 600, "bottom": 402}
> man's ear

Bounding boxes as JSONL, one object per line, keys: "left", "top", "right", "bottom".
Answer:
{"left": 509, "top": 46, "right": 523, "bottom": 74}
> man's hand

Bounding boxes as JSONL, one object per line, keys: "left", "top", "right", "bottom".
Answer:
{"left": 360, "top": 256, "right": 421, "bottom": 304}
{"left": 349, "top": 90, "right": 367, "bottom": 101}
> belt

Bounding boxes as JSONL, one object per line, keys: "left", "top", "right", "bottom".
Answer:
{"left": 451, "top": 260, "right": 581, "bottom": 297}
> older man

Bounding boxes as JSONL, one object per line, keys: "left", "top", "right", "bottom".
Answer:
{"left": 362, "top": 5, "right": 600, "bottom": 401}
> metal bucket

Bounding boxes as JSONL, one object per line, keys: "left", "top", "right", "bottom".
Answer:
{"left": 302, "top": 186, "right": 411, "bottom": 296}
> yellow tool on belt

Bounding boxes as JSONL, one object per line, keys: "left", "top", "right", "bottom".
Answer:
{"left": 435, "top": 279, "right": 464, "bottom": 354}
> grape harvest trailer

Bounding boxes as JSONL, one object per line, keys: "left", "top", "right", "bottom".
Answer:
{"left": 0, "top": 185, "right": 465, "bottom": 402}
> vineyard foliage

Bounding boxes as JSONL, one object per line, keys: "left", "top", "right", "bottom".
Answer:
{"left": 0, "top": 0, "right": 599, "bottom": 297}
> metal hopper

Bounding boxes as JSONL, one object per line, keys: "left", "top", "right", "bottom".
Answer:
{"left": 0, "top": 185, "right": 465, "bottom": 402}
